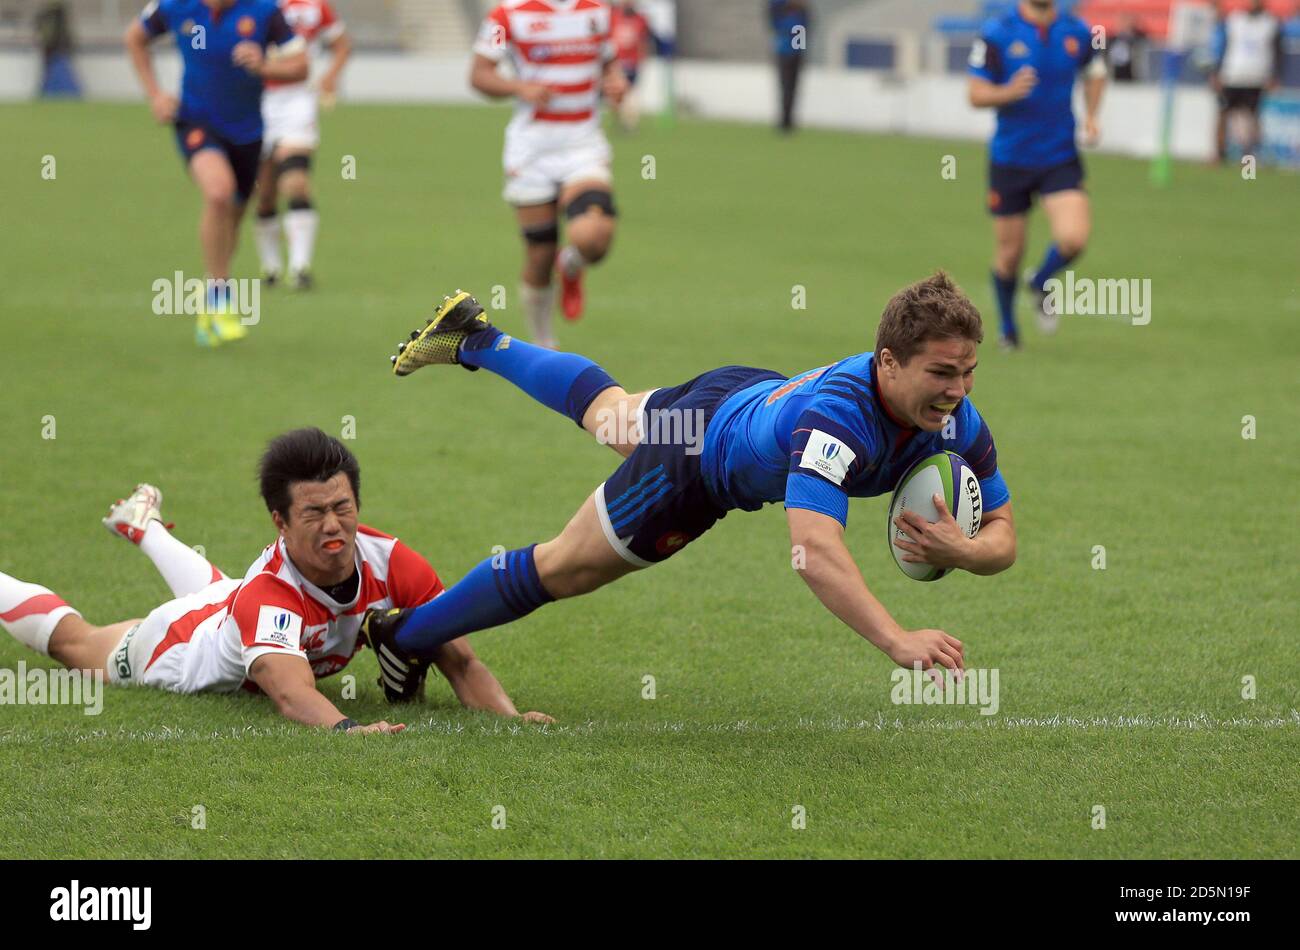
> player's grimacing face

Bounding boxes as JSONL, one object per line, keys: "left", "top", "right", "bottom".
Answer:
{"left": 882, "top": 338, "right": 977, "bottom": 432}
{"left": 275, "top": 474, "right": 359, "bottom": 583}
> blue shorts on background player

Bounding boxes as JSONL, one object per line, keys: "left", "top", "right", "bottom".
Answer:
{"left": 967, "top": 0, "right": 1107, "bottom": 348}
{"left": 361, "top": 274, "right": 1018, "bottom": 700}
{"left": 125, "top": 0, "right": 305, "bottom": 346}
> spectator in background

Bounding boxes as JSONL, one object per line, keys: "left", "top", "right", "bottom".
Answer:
{"left": 769, "top": 0, "right": 810, "bottom": 133}
{"left": 1107, "top": 13, "right": 1147, "bottom": 82}
{"left": 35, "top": 2, "right": 80, "bottom": 96}
{"left": 1211, "top": 0, "right": 1284, "bottom": 162}
{"left": 611, "top": 1, "right": 654, "bottom": 132}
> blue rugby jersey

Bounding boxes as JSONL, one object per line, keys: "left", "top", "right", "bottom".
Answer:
{"left": 140, "top": 0, "right": 297, "bottom": 143}
{"left": 701, "top": 353, "right": 1010, "bottom": 527}
{"left": 967, "top": 6, "right": 1096, "bottom": 169}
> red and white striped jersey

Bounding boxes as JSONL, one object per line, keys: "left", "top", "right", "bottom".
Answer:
{"left": 265, "top": 0, "right": 345, "bottom": 91}
{"left": 473, "top": 0, "right": 614, "bottom": 134}
{"left": 142, "top": 525, "right": 442, "bottom": 693}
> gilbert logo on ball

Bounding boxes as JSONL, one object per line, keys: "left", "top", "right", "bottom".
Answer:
{"left": 887, "top": 451, "right": 982, "bottom": 582}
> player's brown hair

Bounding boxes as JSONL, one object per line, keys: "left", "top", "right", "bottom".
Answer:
{"left": 874, "top": 271, "right": 984, "bottom": 365}
{"left": 258, "top": 427, "right": 361, "bottom": 521}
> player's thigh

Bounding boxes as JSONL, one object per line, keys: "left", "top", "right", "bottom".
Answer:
{"left": 189, "top": 148, "right": 238, "bottom": 205}
{"left": 534, "top": 492, "right": 641, "bottom": 598}
{"left": 516, "top": 200, "right": 558, "bottom": 231}
{"left": 582, "top": 387, "right": 660, "bottom": 458}
{"left": 49, "top": 618, "right": 141, "bottom": 678}
{"left": 1040, "top": 189, "right": 1090, "bottom": 252}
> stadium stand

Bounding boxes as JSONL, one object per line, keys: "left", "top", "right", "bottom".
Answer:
{"left": 0, "top": 0, "right": 406, "bottom": 51}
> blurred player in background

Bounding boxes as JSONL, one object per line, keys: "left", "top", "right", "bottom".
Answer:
{"left": 967, "top": 0, "right": 1106, "bottom": 349}
{"left": 610, "top": 1, "right": 653, "bottom": 132}
{"left": 0, "top": 431, "right": 553, "bottom": 732}
{"left": 469, "top": 0, "right": 629, "bottom": 348}
{"left": 370, "top": 276, "right": 1018, "bottom": 694}
{"left": 1211, "top": 0, "right": 1283, "bottom": 164}
{"left": 770, "top": 0, "right": 811, "bottom": 133}
{"left": 125, "top": 0, "right": 307, "bottom": 346}
{"left": 253, "top": 0, "right": 351, "bottom": 290}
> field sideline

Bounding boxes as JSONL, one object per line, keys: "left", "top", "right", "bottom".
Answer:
{"left": 0, "top": 101, "right": 1296, "bottom": 858}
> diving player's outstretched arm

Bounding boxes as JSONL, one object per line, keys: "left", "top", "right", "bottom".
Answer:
{"left": 431, "top": 637, "right": 555, "bottom": 724}
{"left": 250, "top": 652, "right": 405, "bottom": 734}
{"left": 788, "top": 507, "right": 966, "bottom": 674}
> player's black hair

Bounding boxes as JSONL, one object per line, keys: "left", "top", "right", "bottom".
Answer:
{"left": 258, "top": 427, "right": 361, "bottom": 521}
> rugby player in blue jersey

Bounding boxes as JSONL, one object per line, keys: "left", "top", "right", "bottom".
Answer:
{"left": 967, "top": 0, "right": 1106, "bottom": 348}
{"left": 125, "top": 0, "right": 307, "bottom": 346}
{"left": 362, "top": 273, "right": 1018, "bottom": 692}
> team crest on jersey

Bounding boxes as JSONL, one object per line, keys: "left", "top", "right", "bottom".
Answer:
{"left": 237, "top": 15, "right": 256, "bottom": 37}
{"left": 1008, "top": 40, "right": 1029, "bottom": 58}
{"left": 1064, "top": 36, "right": 1080, "bottom": 56}
{"left": 180, "top": 19, "right": 195, "bottom": 35}
{"left": 185, "top": 127, "right": 206, "bottom": 149}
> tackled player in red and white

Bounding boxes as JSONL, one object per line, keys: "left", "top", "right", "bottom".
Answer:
{"left": 470, "top": 0, "right": 628, "bottom": 347}
{"left": 0, "top": 429, "right": 552, "bottom": 734}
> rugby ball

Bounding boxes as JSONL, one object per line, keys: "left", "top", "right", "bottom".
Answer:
{"left": 887, "top": 451, "right": 982, "bottom": 582}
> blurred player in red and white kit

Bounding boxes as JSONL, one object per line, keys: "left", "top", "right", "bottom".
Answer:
{"left": 470, "top": 0, "right": 629, "bottom": 347}
{"left": 0, "top": 429, "right": 552, "bottom": 734}
{"left": 253, "top": 0, "right": 351, "bottom": 290}
{"left": 609, "top": 1, "right": 652, "bottom": 132}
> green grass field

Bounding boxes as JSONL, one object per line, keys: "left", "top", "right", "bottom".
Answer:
{"left": 0, "top": 101, "right": 1296, "bottom": 858}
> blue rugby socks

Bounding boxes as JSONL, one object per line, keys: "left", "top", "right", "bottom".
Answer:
{"left": 1029, "top": 244, "right": 1077, "bottom": 293}
{"left": 461, "top": 327, "right": 617, "bottom": 427}
{"left": 395, "top": 544, "right": 554, "bottom": 656}
{"left": 991, "top": 271, "right": 1018, "bottom": 341}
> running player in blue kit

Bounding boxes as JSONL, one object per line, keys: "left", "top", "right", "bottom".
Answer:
{"left": 363, "top": 273, "right": 1018, "bottom": 691}
{"left": 967, "top": 0, "right": 1107, "bottom": 348}
{"left": 126, "top": 0, "right": 307, "bottom": 346}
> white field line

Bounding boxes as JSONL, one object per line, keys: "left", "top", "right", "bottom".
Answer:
{"left": 0, "top": 710, "right": 1295, "bottom": 742}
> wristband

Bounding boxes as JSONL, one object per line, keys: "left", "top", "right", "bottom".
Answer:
{"left": 333, "top": 717, "right": 360, "bottom": 732}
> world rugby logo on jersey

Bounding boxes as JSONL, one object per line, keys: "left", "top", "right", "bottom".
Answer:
{"left": 800, "top": 429, "right": 856, "bottom": 486}
{"left": 255, "top": 605, "right": 302, "bottom": 649}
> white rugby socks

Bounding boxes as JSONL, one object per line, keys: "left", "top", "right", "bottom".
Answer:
{"left": 0, "top": 573, "right": 80, "bottom": 656}
{"left": 254, "top": 212, "right": 283, "bottom": 276}
{"left": 521, "top": 281, "right": 558, "bottom": 349}
{"left": 285, "top": 205, "right": 319, "bottom": 274}
{"left": 139, "top": 521, "right": 224, "bottom": 599}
